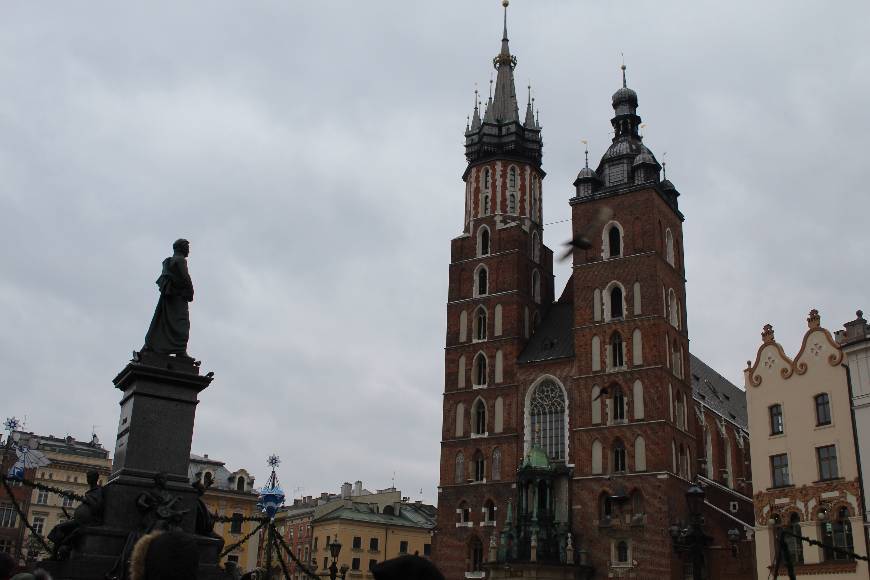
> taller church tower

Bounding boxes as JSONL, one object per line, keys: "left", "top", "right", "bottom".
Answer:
{"left": 435, "top": 3, "right": 555, "bottom": 578}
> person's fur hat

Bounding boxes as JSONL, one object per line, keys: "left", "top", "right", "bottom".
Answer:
{"left": 130, "top": 531, "right": 199, "bottom": 580}
{"left": 371, "top": 555, "right": 445, "bottom": 580}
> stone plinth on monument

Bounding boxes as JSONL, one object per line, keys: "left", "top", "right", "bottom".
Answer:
{"left": 42, "top": 354, "right": 228, "bottom": 579}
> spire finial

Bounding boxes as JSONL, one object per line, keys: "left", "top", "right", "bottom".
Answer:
{"left": 502, "top": 0, "right": 510, "bottom": 41}
{"left": 662, "top": 152, "right": 668, "bottom": 180}
{"left": 581, "top": 139, "right": 589, "bottom": 168}
{"left": 621, "top": 64, "right": 627, "bottom": 88}
{"left": 489, "top": 77, "right": 494, "bottom": 100}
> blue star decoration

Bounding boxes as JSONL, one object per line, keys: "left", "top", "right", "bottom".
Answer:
{"left": 4, "top": 417, "right": 20, "bottom": 434}
{"left": 267, "top": 454, "right": 281, "bottom": 469}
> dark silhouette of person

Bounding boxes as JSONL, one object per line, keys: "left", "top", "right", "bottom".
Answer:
{"left": 129, "top": 531, "right": 199, "bottom": 580}
{"left": 371, "top": 555, "right": 445, "bottom": 580}
{"left": 143, "top": 239, "right": 195, "bottom": 358}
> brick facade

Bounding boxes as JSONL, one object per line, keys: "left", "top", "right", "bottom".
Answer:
{"left": 433, "top": 13, "right": 754, "bottom": 580}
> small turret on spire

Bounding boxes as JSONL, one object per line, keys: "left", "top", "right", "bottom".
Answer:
{"left": 471, "top": 88, "right": 482, "bottom": 130}
{"left": 524, "top": 84, "right": 535, "bottom": 127}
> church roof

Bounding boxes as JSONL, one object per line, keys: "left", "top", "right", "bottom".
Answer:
{"left": 517, "top": 302, "right": 574, "bottom": 363}
{"left": 690, "top": 354, "right": 747, "bottom": 429}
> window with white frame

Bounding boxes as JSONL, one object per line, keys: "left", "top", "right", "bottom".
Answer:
{"left": 478, "top": 227, "right": 490, "bottom": 257}
{"left": 473, "top": 400, "right": 486, "bottom": 435}
{"left": 473, "top": 353, "right": 487, "bottom": 387}
{"left": 474, "top": 307, "right": 487, "bottom": 342}
{"left": 475, "top": 266, "right": 488, "bottom": 297}
{"left": 473, "top": 451, "right": 486, "bottom": 482}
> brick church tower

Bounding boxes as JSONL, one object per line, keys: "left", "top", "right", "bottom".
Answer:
{"left": 434, "top": 5, "right": 754, "bottom": 580}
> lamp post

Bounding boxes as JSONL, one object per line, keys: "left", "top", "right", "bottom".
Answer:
{"left": 328, "top": 538, "right": 348, "bottom": 580}
{"left": 669, "top": 484, "right": 710, "bottom": 580}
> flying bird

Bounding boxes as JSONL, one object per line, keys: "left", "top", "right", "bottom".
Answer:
{"left": 560, "top": 206, "right": 614, "bottom": 261}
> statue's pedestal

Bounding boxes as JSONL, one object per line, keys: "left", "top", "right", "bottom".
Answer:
{"left": 41, "top": 354, "right": 230, "bottom": 580}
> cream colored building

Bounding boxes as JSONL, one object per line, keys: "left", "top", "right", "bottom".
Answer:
{"left": 310, "top": 488, "right": 436, "bottom": 578}
{"left": 15, "top": 431, "right": 112, "bottom": 560}
{"left": 189, "top": 453, "right": 260, "bottom": 573}
{"left": 745, "top": 310, "right": 868, "bottom": 578}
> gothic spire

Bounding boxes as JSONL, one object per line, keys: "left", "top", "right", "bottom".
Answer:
{"left": 490, "top": 0, "right": 519, "bottom": 123}
{"left": 471, "top": 88, "right": 482, "bottom": 131}
{"left": 524, "top": 85, "right": 535, "bottom": 127}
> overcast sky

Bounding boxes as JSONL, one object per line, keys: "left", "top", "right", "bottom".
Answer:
{"left": 1, "top": 1, "right": 867, "bottom": 505}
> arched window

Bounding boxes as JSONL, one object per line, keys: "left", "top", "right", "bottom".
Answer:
{"left": 475, "top": 266, "right": 488, "bottom": 296}
{"left": 470, "top": 537, "right": 484, "bottom": 572}
{"left": 610, "top": 286, "right": 624, "bottom": 319}
{"left": 455, "top": 452, "right": 465, "bottom": 484}
{"left": 459, "top": 310, "right": 468, "bottom": 342}
{"left": 823, "top": 507, "right": 854, "bottom": 561}
{"left": 528, "top": 380, "right": 567, "bottom": 461}
{"left": 483, "top": 194, "right": 491, "bottom": 215}
{"left": 474, "top": 307, "right": 487, "bottom": 341}
{"left": 492, "top": 448, "right": 502, "bottom": 480}
{"left": 484, "top": 168, "right": 491, "bottom": 191}
{"left": 785, "top": 513, "right": 804, "bottom": 564}
{"left": 494, "top": 350, "right": 503, "bottom": 383}
{"left": 616, "top": 541, "right": 629, "bottom": 563}
{"left": 509, "top": 166, "right": 518, "bottom": 189}
{"left": 608, "top": 226, "right": 621, "bottom": 258}
{"left": 478, "top": 227, "right": 490, "bottom": 256}
{"left": 603, "top": 221, "right": 623, "bottom": 259}
{"left": 455, "top": 403, "right": 465, "bottom": 437}
{"left": 610, "top": 332, "right": 625, "bottom": 368}
{"left": 484, "top": 500, "right": 496, "bottom": 523}
{"left": 532, "top": 270, "right": 541, "bottom": 303}
{"left": 236, "top": 476, "right": 246, "bottom": 491}
{"left": 612, "top": 385, "right": 626, "bottom": 422}
{"left": 613, "top": 440, "right": 626, "bottom": 472}
{"left": 473, "top": 353, "right": 487, "bottom": 387}
{"left": 665, "top": 229, "right": 675, "bottom": 266}
{"left": 509, "top": 193, "right": 517, "bottom": 214}
{"left": 494, "top": 304, "right": 503, "bottom": 336}
{"left": 815, "top": 394, "right": 832, "bottom": 426}
{"left": 473, "top": 399, "right": 486, "bottom": 435}
{"left": 473, "top": 450, "right": 485, "bottom": 482}
{"left": 457, "top": 355, "right": 466, "bottom": 390}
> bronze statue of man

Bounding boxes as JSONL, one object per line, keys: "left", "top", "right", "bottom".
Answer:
{"left": 143, "top": 239, "right": 194, "bottom": 358}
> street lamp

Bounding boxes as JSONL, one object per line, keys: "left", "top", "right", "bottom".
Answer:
{"left": 669, "top": 484, "right": 710, "bottom": 580}
{"left": 328, "top": 539, "right": 348, "bottom": 580}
